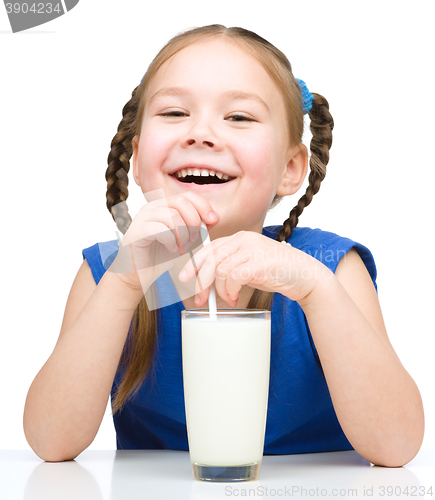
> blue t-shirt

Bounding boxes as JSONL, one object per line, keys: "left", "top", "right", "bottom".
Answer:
{"left": 82, "top": 226, "right": 377, "bottom": 454}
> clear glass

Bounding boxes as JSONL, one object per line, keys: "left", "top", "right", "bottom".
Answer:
{"left": 182, "top": 309, "right": 271, "bottom": 482}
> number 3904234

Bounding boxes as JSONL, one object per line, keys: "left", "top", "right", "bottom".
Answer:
{"left": 5, "top": 3, "right": 62, "bottom": 14}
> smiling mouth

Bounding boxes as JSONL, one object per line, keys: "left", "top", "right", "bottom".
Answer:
{"left": 171, "top": 174, "right": 233, "bottom": 185}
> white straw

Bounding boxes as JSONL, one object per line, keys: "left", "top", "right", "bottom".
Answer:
{"left": 200, "top": 221, "right": 217, "bottom": 321}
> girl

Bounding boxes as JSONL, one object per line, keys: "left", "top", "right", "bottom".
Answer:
{"left": 23, "top": 24, "right": 424, "bottom": 467}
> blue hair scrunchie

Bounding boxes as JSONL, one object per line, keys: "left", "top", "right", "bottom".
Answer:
{"left": 296, "top": 78, "right": 313, "bottom": 115}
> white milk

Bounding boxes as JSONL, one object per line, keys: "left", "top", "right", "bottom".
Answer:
{"left": 182, "top": 316, "right": 271, "bottom": 466}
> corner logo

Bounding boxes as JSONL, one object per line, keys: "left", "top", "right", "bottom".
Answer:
{"left": 3, "top": 0, "right": 79, "bottom": 33}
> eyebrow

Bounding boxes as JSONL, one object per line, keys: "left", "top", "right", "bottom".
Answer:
{"left": 148, "top": 87, "right": 270, "bottom": 112}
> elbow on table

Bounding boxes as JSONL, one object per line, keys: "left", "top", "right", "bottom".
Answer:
{"left": 35, "top": 446, "right": 82, "bottom": 463}
{"left": 371, "top": 449, "right": 419, "bottom": 468}
{"left": 24, "top": 427, "right": 89, "bottom": 463}
{"left": 363, "top": 431, "right": 424, "bottom": 468}
{"left": 352, "top": 396, "right": 425, "bottom": 468}
{"left": 26, "top": 436, "right": 85, "bottom": 462}
{"left": 37, "top": 451, "right": 79, "bottom": 463}
{"left": 23, "top": 414, "right": 96, "bottom": 462}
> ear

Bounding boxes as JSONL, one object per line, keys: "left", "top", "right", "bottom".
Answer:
{"left": 132, "top": 136, "right": 140, "bottom": 186}
{"left": 275, "top": 145, "right": 308, "bottom": 197}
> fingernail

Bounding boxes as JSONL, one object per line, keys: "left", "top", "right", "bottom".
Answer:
{"left": 195, "top": 295, "right": 201, "bottom": 305}
{"left": 179, "top": 270, "right": 187, "bottom": 280}
{"left": 208, "top": 211, "right": 217, "bottom": 221}
{"left": 228, "top": 293, "right": 238, "bottom": 300}
{"left": 190, "top": 232, "right": 199, "bottom": 243}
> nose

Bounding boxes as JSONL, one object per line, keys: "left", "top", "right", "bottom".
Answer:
{"left": 181, "top": 118, "right": 224, "bottom": 151}
{"left": 186, "top": 139, "right": 214, "bottom": 147}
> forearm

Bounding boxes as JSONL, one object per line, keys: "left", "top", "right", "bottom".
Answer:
{"left": 23, "top": 272, "right": 144, "bottom": 462}
{"left": 298, "top": 272, "right": 424, "bottom": 467}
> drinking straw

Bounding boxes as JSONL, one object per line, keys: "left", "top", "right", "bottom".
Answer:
{"left": 200, "top": 221, "right": 217, "bottom": 321}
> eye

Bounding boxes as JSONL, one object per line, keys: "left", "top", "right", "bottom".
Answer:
{"left": 226, "top": 114, "right": 255, "bottom": 122}
{"left": 158, "top": 110, "right": 188, "bottom": 117}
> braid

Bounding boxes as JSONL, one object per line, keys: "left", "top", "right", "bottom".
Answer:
{"left": 277, "top": 93, "right": 334, "bottom": 243}
{"left": 106, "top": 83, "right": 160, "bottom": 414}
{"left": 105, "top": 86, "right": 141, "bottom": 234}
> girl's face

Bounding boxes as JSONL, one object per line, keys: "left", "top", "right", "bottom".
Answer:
{"left": 133, "top": 38, "right": 304, "bottom": 237}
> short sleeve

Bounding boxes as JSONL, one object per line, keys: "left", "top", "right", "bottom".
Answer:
{"left": 262, "top": 226, "right": 378, "bottom": 292}
{"left": 82, "top": 240, "right": 119, "bottom": 285}
{"left": 300, "top": 228, "right": 377, "bottom": 292}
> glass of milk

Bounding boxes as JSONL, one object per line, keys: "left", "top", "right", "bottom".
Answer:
{"left": 182, "top": 309, "right": 271, "bottom": 482}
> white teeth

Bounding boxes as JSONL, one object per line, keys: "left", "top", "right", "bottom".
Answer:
{"left": 174, "top": 168, "right": 233, "bottom": 180}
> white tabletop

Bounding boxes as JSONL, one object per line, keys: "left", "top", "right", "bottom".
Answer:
{"left": 1, "top": 449, "right": 434, "bottom": 500}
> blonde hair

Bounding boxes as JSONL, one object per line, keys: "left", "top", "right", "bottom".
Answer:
{"left": 105, "top": 25, "right": 334, "bottom": 413}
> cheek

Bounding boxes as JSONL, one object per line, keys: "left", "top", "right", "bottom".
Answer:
{"left": 137, "top": 123, "right": 172, "bottom": 165}
{"left": 236, "top": 135, "right": 277, "bottom": 180}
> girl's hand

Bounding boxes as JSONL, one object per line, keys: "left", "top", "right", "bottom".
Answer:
{"left": 178, "top": 230, "right": 332, "bottom": 306}
{"left": 109, "top": 192, "right": 219, "bottom": 291}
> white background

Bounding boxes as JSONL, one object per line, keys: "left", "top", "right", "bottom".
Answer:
{"left": 1, "top": 0, "right": 434, "bottom": 454}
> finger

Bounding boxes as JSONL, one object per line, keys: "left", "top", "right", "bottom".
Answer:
{"left": 225, "top": 260, "right": 268, "bottom": 297}
{"left": 143, "top": 194, "right": 217, "bottom": 232}
{"left": 180, "top": 244, "right": 218, "bottom": 308}
{"left": 167, "top": 196, "right": 202, "bottom": 243}
{"left": 131, "top": 206, "right": 180, "bottom": 233}
{"left": 192, "top": 251, "right": 219, "bottom": 305}
{"left": 214, "top": 250, "right": 250, "bottom": 305}
{"left": 138, "top": 200, "right": 178, "bottom": 228}
{"left": 133, "top": 203, "right": 187, "bottom": 248}
{"left": 176, "top": 191, "right": 220, "bottom": 229}
{"left": 193, "top": 238, "right": 246, "bottom": 306}
{"left": 137, "top": 206, "right": 191, "bottom": 254}
{"left": 123, "top": 220, "right": 177, "bottom": 249}
{"left": 193, "top": 285, "right": 210, "bottom": 308}
{"left": 138, "top": 194, "right": 219, "bottom": 249}
{"left": 178, "top": 235, "right": 236, "bottom": 281}
{"left": 166, "top": 193, "right": 219, "bottom": 243}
